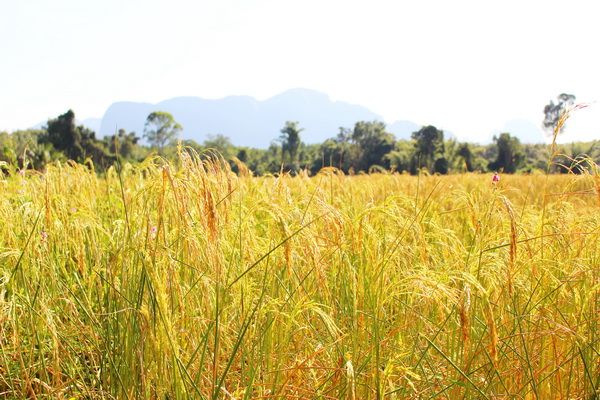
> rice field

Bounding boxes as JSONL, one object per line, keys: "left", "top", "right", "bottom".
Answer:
{"left": 0, "top": 151, "right": 599, "bottom": 399}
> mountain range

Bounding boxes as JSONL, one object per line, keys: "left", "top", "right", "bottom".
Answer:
{"left": 50, "top": 88, "right": 552, "bottom": 147}
{"left": 97, "top": 89, "right": 421, "bottom": 148}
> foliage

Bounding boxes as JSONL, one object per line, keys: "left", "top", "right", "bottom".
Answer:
{"left": 143, "top": 111, "right": 182, "bottom": 151}
{"left": 279, "top": 121, "right": 303, "bottom": 170}
{"left": 551, "top": 141, "right": 600, "bottom": 174}
{"left": 310, "top": 128, "right": 349, "bottom": 173}
{"left": 2, "top": 109, "right": 599, "bottom": 177}
{"left": 410, "top": 125, "right": 447, "bottom": 174}
{"left": 103, "top": 128, "right": 141, "bottom": 159}
{"left": 543, "top": 93, "right": 576, "bottom": 135}
{"left": 456, "top": 142, "right": 475, "bottom": 172}
{"left": 488, "top": 133, "right": 524, "bottom": 173}
{"left": 0, "top": 129, "right": 60, "bottom": 170}
{"left": 43, "top": 109, "right": 112, "bottom": 167}
{"left": 203, "top": 134, "right": 235, "bottom": 159}
{"left": 351, "top": 121, "right": 395, "bottom": 171}
{"left": 385, "top": 139, "right": 414, "bottom": 173}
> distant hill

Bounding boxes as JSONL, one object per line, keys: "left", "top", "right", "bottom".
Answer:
{"left": 501, "top": 119, "right": 546, "bottom": 144}
{"left": 387, "top": 120, "right": 421, "bottom": 140}
{"left": 99, "top": 89, "right": 419, "bottom": 148}
{"left": 22, "top": 91, "right": 573, "bottom": 146}
{"left": 81, "top": 118, "right": 102, "bottom": 134}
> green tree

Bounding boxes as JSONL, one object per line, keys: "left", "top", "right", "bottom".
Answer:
{"left": 312, "top": 128, "right": 355, "bottom": 173}
{"left": 410, "top": 125, "right": 447, "bottom": 174}
{"left": 488, "top": 133, "right": 524, "bottom": 173}
{"left": 144, "top": 111, "right": 182, "bottom": 152}
{"left": 236, "top": 148, "right": 248, "bottom": 163}
{"left": 543, "top": 93, "right": 576, "bottom": 135}
{"left": 456, "top": 142, "right": 475, "bottom": 172}
{"left": 203, "top": 134, "right": 234, "bottom": 159}
{"left": 351, "top": 121, "right": 395, "bottom": 172}
{"left": 314, "top": 138, "right": 342, "bottom": 173}
{"left": 105, "top": 129, "right": 140, "bottom": 159}
{"left": 0, "top": 129, "right": 59, "bottom": 170}
{"left": 552, "top": 141, "right": 597, "bottom": 174}
{"left": 43, "top": 110, "right": 111, "bottom": 166}
{"left": 384, "top": 140, "right": 413, "bottom": 173}
{"left": 279, "top": 121, "right": 303, "bottom": 169}
{"left": 45, "top": 109, "right": 85, "bottom": 160}
{"left": 521, "top": 143, "right": 550, "bottom": 172}
{"left": 266, "top": 141, "right": 283, "bottom": 173}
{"left": 335, "top": 127, "right": 353, "bottom": 169}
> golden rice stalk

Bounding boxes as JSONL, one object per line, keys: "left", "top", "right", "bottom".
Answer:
{"left": 501, "top": 196, "right": 517, "bottom": 296}
{"left": 345, "top": 357, "right": 356, "bottom": 400}
{"left": 460, "top": 283, "right": 471, "bottom": 345}
{"left": 485, "top": 302, "right": 499, "bottom": 368}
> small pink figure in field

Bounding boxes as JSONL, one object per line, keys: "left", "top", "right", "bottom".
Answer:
{"left": 150, "top": 226, "right": 158, "bottom": 239}
{"left": 492, "top": 172, "right": 500, "bottom": 186}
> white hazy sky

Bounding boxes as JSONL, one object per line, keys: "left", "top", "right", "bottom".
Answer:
{"left": 1, "top": 0, "right": 599, "bottom": 143}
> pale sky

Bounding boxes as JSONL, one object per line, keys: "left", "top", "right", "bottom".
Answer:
{"left": 1, "top": 0, "right": 599, "bottom": 143}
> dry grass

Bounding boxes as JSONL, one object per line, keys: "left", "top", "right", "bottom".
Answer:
{"left": 0, "top": 151, "right": 599, "bottom": 399}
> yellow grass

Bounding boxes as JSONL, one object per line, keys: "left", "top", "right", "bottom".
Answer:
{"left": 0, "top": 152, "right": 599, "bottom": 399}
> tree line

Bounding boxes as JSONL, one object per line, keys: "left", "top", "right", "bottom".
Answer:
{"left": 1, "top": 94, "right": 597, "bottom": 176}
